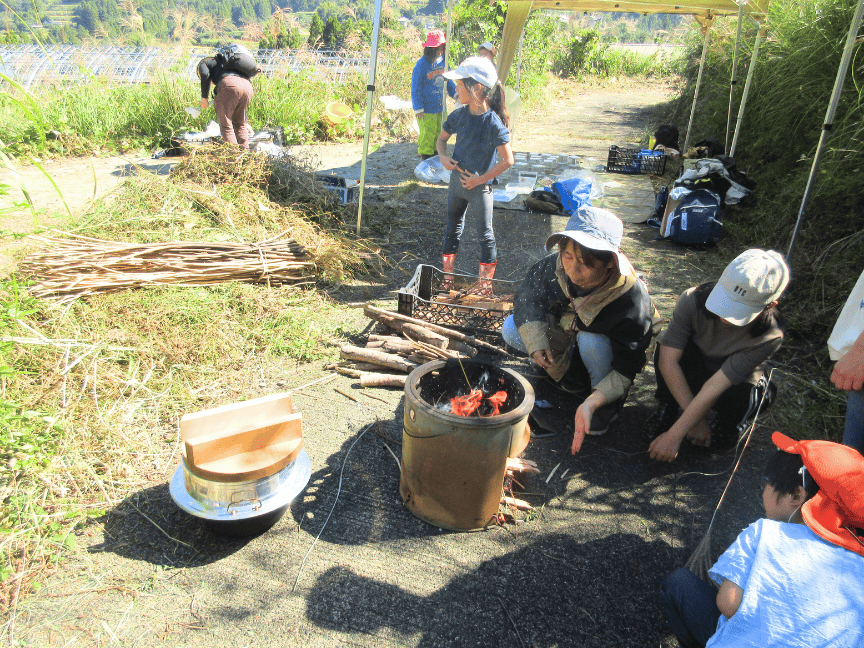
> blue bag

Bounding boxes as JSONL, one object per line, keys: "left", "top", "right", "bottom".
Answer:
{"left": 666, "top": 189, "right": 722, "bottom": 247}
{"left": 552, "top": 177, "right": 592, "bottom": 214}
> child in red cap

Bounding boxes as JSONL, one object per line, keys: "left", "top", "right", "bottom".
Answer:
{"left": 411, "top": 30, "right": 456, "bottom": 160}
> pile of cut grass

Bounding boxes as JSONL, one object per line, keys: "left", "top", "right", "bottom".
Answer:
{"left": 1, "top": 144, "right": 392, "bottom": 618}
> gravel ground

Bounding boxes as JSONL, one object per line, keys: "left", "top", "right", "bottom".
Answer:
{"left": 10, "top": 80, "right": 783, "bottom": 648}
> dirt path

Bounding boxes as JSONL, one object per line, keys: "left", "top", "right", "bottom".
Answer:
{"left": 10, "top": 80, "right": 778, "bottom": 648}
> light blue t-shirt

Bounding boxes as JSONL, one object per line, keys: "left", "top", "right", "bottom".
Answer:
{"left": 707, "top": 519, "right": 864, "bottom": 648}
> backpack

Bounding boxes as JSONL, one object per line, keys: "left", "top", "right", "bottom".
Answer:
{"left": 654, "top": 125, "right": 679, "bottom": 151}
{"left": 525, "top": 190, "right": 563, "bottom": 214}
{"left": 665, "top": 189, "right": 722, "bottom": 247}
{"left": 215, "top": 43, "right": 260, "bottom": 79}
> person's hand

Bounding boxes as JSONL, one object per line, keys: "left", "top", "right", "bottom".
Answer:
{"left": 200, "top": 98, "right": 209, "bottom": 110}
{"left": 572, "top": 401, "right": 594, "bottom": 454}
{"left": 685, "top": 418, "right": 712, "bottom": 448}
{"left": 831, "top": 348, "right": 864, "bottom": 391}
{"left": 530, "top": 349, "right": 555, "bottom": 370}
{"left": 459, "top": 168, "right": 483, "bottom": 190}
{"left": 439, "top": 155, "right": 458, "bottom": 171}
{"left": 649, "top": 429, "right": 683, "bottom": 462}
{"left": 415, "top": 110, "right": 424, "bottom": 120}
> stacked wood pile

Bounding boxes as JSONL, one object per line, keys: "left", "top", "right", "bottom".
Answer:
{"left": 329, "top": 305, "right": 510, "bottom": 389}
{"left": 19, "top": 231, "right": 315, "bottom": 301}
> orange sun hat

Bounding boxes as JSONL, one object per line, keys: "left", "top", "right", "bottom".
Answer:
{"left": 772, "top": 431, "right": 864, "bottom": 556}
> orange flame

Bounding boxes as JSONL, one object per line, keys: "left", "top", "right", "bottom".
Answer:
{"left": 450, "top": 390, "right": 508, "bottom": 417}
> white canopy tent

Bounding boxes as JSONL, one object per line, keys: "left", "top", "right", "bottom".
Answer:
{"left": 355, "top": 0, "right": 863, "bottom": 259}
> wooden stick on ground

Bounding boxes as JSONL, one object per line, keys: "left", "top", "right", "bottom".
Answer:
{"left": 364, "top": 305, "right": 508, "bottom": 355}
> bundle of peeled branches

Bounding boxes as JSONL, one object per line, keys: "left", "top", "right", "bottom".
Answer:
{"left": 20, "top": 230, "right": 315, "bottom": 301}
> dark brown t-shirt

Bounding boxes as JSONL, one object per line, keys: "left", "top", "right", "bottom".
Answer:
{"left": 659, "top": 287, "right": 783, "bottom": 384}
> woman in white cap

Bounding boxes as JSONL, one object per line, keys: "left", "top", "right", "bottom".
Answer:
{"left": 648, "top": 249, "right": 790, "bottom": 462}
{"left": 411, "top": 30, "right": 456, "bottom": 161}
{"left": 501, "top": 207, "right": 660, "bottom": 454}
{"left": 436, "top": 56, "right": 513, "bottom": 284}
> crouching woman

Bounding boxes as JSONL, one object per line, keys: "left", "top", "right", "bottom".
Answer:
{"left": 501, "top": 207, "right": 660, "bottom": 454}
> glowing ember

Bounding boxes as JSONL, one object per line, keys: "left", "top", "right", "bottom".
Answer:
{"left": 450, "top": 389, "right": 508, "bottom": 417}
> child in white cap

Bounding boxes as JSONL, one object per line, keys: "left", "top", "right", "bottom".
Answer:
{"left": 436, "top": 56, "right": 514, "bottom": 284}
{"left": 649, "top": 249, "right": 790, "bottom": 462}
{"left": 502, "top": 207, "right": 661, "bottom": 453}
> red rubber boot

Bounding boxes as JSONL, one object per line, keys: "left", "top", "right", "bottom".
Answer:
{"left": 441, "top": 254, "right": 456, "bottom": 292}
{"left": 478, "top": 261, "right": 497, "bottom": 295}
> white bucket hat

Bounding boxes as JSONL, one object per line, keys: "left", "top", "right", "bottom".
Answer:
{"left": 545, "top": 207, "right": 630, "bottom": 274}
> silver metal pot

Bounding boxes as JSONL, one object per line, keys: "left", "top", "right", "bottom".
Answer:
{"left": 169, "top": 450, "right": 311, "bottom": 536}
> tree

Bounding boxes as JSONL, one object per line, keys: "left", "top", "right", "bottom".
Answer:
{"left": 307, "top": 12, "right": 323, "bottom": 46}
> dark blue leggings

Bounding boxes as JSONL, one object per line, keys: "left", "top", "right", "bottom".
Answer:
{"left": 442, "top": 171, "right": 496, "bottom": 264}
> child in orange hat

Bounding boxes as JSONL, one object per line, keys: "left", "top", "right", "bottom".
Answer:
{"left": 660, "top": 434, "right": 864, "bottom": 648}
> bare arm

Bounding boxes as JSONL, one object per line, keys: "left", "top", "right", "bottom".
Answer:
{"left": 831, "top": 329, "right": 864, "bottom": 392}
{"left": 436, "top": 130, "right": 457, "bottom": 169}
{"left": 716, "top": 579, "right": 744, "bottom": 618}
{"left": 649, "top": 345, "right": 733, "bottom": 461}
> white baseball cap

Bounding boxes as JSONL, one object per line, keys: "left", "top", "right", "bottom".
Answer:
{"left": 706, "top": 249, "right": 790, "bottom": 325}
{"left": 478, "top": 42, "right": 496, "bottom": 55}
{"left": 443, "top": 56, "right": 498, "bottom": 89}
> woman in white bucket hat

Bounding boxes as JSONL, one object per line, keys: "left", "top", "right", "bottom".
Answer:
{"left": 502, "top": 207, "right": 661, "bottom": 454}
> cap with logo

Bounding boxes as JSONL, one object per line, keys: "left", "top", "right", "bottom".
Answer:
{"left": 705, "top": 249, "right": 790, "bottom": 325}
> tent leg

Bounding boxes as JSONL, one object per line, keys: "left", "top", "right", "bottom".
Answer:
{"left": 683, "top": 16, "right": 713, "bottom": 154}
{"left": 356, "top": 0, "right": 383, "bottom": 235}
{"left": 724, "top": 1, "right": 745, "bottom": 152}
{"left": 787, "top": 0, "right": 864, "bottom": 258}
{"left": 497, "top": 1, "right": 533, "bottom": 85}
{"left": 729, "top": 26, "right": 765, "bottom": 158}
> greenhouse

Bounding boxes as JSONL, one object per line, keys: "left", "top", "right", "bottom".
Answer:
{"left": 0, "top": 45, "right": 371, "bottom": 89}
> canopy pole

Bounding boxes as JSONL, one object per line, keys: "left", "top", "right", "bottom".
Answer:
{"left": 355, "top": 0, "right": 383, "bottom": 235}
{"left": 497, "top": 0, "right": 533, "bottom": 85}
{"left": 787, "top": 0, "right": 864, "bottom": 258}
{"left": 683, "top": 16, "right": 713, "bottom": 154}
{"left": 724, "top": 1, "right": 745, "bottom": 153}
{"left": 730, "top": 26, "right": 765, "bottom": 158}
{"left": 443, "top": 0, "right": 455, "bottom": 119}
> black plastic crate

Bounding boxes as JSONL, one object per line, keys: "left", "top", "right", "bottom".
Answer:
{"left": 397, "top": 264, "right": 521, "bottom": 334}
{"left": 606, "top": 146, "right": 667, "bottom": 175}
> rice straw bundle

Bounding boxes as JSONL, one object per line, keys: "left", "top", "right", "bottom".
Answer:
{"left": 20, "top": 230, "right": 315, "bottom": 301}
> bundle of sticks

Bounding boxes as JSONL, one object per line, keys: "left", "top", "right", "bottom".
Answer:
{"left": 20, "top": 231, "right": 315, "bottom": 300}
{"left": 329, "top": 305, "right": 510, "bottom": 389}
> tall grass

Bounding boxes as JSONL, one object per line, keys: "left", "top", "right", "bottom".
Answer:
{"left": 657, "top": 0, "right": 863, "bottom": 441}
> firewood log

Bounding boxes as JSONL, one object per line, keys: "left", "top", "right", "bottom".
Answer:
{"left": 360, "top": 373, "right": 407, "bottom": 388}
{"left": 340, "top": 345, "right": 417, "bottom": 373}
{"left": 401, "top": 322, "right": 449, "bottom": 349}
